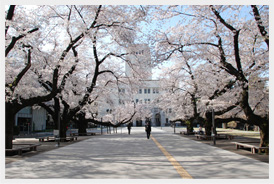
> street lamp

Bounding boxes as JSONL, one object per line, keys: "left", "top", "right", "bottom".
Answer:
{"left": 56, "top": 111, "right": 60, "bottom": 147}
{"left": 100, "top": 117, "right": 103, "bottom": 135}
{"left": 211, "top": 108, "right": 216, "bottom": 145}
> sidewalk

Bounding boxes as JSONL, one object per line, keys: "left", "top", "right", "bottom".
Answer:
{"left": 5, "top": 127, "right": 269, "bottom": 180}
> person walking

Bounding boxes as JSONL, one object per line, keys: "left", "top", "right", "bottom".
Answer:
{"left": 127, "top": 123, "right": 132, "bottom": 135}
{"left": 145, "top": 121, "right": 151, "bottom": 139}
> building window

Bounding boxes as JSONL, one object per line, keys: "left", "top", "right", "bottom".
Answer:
{"left": 153, "top": 88, "right": 159, "bottom": 94}
{"left": 139, "top": 89, "right": 142, "bottom": 94}
{"left": 136, "top": 99, "right": 139, "bottom": 103}
{"left": 148, "top": 99, "right": 150, "bottom": 104}
{"left": 148, "top": 88, "right": 150, "bottom": 94}
{"left": 144, "top": 89, "right": 147, "bottom": 94}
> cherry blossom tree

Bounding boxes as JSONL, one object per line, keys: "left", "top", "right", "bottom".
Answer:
{"left": 152, "top": 5, "right": 269, "bottom": 146}
{"left": 5, "top": 5, "right": 148, "bottom": 147}
{"left": 5, "top": 5, "right": 59, "bottom": 149}
{"left": 7, "top": 5, "right": 150, "bottom": 141}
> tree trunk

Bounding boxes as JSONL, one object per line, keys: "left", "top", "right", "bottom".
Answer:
{"left": 185, "top": 120, "right": 193, "bottom": 134}
{"left": 78, "top": 113, "right": 88, "bottom": 134}
{"left": 78, "top": 122, "right": 88, "bottom": 134}
{"left": 53, "top": 98, "right": 60, "bottom": 129}
{"left": 240, "top": 82, "right": 269, "bottom": 147}
{"left": 259, "top": 121, "right": 269, "bottom": 147}
{"left": 5, "top": 104, "right": 16, "bottom": 149}
{"left": 204, "top": 111, "right": 212, "bottom": 136}
{"left": 59, "top": 118, "right": 67, "bottom": 140}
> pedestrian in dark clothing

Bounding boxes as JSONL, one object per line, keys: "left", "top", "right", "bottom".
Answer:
{"left": 145, "top": 122, "right": 151, "bottom": 139}
{"left": 127, "top": 123, "right": 131, "bottom": 135}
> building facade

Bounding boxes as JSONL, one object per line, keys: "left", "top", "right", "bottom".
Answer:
{"left": 98, "top": 44, "right": 172, "bottom": 127}
{"left": 15, "top": 106, "right": 48, "bottom": 132}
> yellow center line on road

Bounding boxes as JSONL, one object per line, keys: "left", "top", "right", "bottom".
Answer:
{"left": 151, "top": 135, "right": 193, "bottom": 179}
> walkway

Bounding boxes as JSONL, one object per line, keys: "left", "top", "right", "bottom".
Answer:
{"left": 5, "top": 127, "right": 269, "bottom": 179}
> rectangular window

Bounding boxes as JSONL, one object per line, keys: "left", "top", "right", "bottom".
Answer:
{"left": 136, "top": 99, "right": 139, "bottom": 103}
{"left": 148, "top": 99, "right": 150, "bottom": 104}
{"left": 119, "top": 89, "right": 124, "bottom": 93}
{"left": 139, "top": 89, "right": 142, "bottom": 94}
{"left": 144, "top": 89, "right": 147, "bottom": 94}
{"left": 153, "top": 88, "right": 156, "bottom": 94}
{"left": 148, "top": 88, "right": 150, "bottom": 94}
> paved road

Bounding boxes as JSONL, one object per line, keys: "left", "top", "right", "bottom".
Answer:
{"left": 5, "top": 127, "right": 269, "bottom": 179}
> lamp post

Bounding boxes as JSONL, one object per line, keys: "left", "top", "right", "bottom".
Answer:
{"left": 101, "top": 117, "right": 103, "bottom": 135}
{"left": 56, "top": 111, "right": 60, "bottom": 147}
{"left": 174, "top": 122, "right": 176, "bottom": 134}
{"left": 211, "top": 108, "right": 216, "bottom": 145}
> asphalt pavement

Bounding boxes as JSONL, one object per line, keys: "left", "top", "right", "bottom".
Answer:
{"left": 5, "top": 127, "right": 269, "bottom": 181}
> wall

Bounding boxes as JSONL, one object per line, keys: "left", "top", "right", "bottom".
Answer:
{"left": 32, "top": 107, "right": 47, "bottom": 131}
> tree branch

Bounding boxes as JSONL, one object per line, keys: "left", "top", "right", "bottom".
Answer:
{"left": 5, "top": 5, "right": 16, "bottom": 36}
{"left": 9, "top": 48, "right": 32, "bottom": 92}
{"left": 251, "top": 5, "right": 269, "bottom": 49}
{"left": 5, "top": 27, "right": 39, "bottom": 57}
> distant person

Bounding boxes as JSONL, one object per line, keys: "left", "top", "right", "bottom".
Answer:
{"left": 198, "top": 125, "right": 204, "bottom": 135}
{"left": 145, "top": 121, "right": 151, "bottom": 139}
{"left": 127, "top": 123, "right": 132, "bottom": 135}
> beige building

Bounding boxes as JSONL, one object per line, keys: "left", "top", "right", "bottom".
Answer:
{"left": 98, "top": 44, "right": 172, "bottom": 127}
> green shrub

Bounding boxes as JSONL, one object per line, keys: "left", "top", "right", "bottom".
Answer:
{"left": 185, "top": 120, "right": 193, "bottom": 133}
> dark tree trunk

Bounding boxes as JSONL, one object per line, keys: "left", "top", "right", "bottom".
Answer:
{"left": 59, "top": 101, "right": 70, "bottom": 140}
{"left": 5, "top": 104, "right": 16, "bottom": 149}
{"left": 204, "top": 114, "right": 212, "bottom": 136}
{"left": 59, "top": 118, "right": 67, "bottom": 140}
{"left": 205, "top": 111, "right": 217, "bottom": 136}
{"left": 53, "top": 98, "right": 60, "bottom": 129}
{"left": 185, "top": 120, "right": 194, "bottom": 134}
{"left": 78, "top": 121, "right": 88, "bottom": 134}
{"left": 77, "top": 113, "right": 88, "bottom": 134}
{"left": 259, "top": 122, "right": 269, "bottom": 147}
{"left": 240, "top": 82, "right": 269, "bottom": 147}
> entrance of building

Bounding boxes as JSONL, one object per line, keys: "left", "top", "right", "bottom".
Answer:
{"left": 155, "top": 113, "right": 161, "bottom": 126}
{"left": 136, "top": 118, "right": 143, "bottom": 126}
{"left": 17, "top": 117, "right": 32, "bottom": 132}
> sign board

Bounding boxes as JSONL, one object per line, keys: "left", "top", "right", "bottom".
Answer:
{"left": 53, "top": 130, "right": 59, "bottom": 136}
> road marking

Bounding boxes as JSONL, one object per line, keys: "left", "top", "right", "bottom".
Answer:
{"left": 151, "top": 135, "right": 193, "bottom": 179}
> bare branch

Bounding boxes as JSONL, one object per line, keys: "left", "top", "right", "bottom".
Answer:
{"left": 5, "top": 28, "right": 39, "bottom": 57}
{"left": 251, "top": 5, "right": 269, "bottom": 49}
